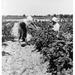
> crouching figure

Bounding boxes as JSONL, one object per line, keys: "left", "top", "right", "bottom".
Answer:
{"left": 11, "top": 21, "right": 27, "bottom": 43}
{"left": 11, "top": 16, "right": 34, "bottom": 43}
{"left": 19, "top": 22, "right": 27, "bottom": 42}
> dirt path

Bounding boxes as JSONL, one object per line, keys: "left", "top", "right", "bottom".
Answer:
{"left": 2, "top": 41, "right": 50, "bottom": 75}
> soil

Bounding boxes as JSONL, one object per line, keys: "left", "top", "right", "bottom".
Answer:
{"left": 2, "top": 41, "right": 50, "bottom": 75}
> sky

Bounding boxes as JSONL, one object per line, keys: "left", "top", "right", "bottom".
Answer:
{"left": 2, "top": 0, "right": 73, "bottom": 15}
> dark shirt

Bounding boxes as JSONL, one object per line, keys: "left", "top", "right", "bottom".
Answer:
{"left": 52, "top": 21, "right": 56, "bottom": 25}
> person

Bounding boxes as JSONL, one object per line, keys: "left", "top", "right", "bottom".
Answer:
{"left": 11, "top": 16, "right": 34, "bottom": 42}
{"left": 52, "top": 17, "right": 60, "bottom": 31}
{"left": 19, "top": 22, "right": 27, "bottom": 42}
{"left": 52, "top": 17, "right": 60, "bottom": 37}
{"left": 19, "top": 16, "right": 34, "bottom": 42}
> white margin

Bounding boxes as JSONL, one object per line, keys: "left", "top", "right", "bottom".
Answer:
{"left": 73, "top": 0, "right": 75, "bottom": 75}
{"left": 0, "top": 0, "right": 2, "bottom": 75}
{"left": 0, "top": 0, "right": 74, "bottom": 75}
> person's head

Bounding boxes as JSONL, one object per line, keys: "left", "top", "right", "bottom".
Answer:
{"left": 52, "top": 17, "right": 59, "bottom": 23}
{"left": 27, "top": 16, "right": 33, "bottom": 22}
{"left": 23, "top": 16, "right": 33, "bottom": 25}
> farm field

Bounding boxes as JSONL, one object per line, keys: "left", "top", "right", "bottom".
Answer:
{"left": 2, "top": 15, "right": 73, "bottom": 75}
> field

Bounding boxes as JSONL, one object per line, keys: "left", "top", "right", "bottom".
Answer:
{"left": 2, "top": 15, "right": 73, "bottom": 75}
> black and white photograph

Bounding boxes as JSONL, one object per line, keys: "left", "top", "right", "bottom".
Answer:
{"left": 1, "top": 0, "right": 73, "bottom": 75}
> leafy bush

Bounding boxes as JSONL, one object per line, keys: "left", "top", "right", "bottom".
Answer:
{"left": 30, "top": 17, "right": 73, "bottom": 75}
{"left": 2, "top": 21, "right": 15, "bottom": 42}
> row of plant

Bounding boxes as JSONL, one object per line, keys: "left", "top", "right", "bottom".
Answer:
{"left": 28, "top": 19, "right": 73, "bottom": 75}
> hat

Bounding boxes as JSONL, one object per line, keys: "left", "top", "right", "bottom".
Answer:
{"left": 23, "top": 16, "right": 33, "bottom": 25}
{"left": 52, "top": 17, "right": 59, "bottom": 22}
{"left": 27, "top": 16, "right": 33, "bottom": 21}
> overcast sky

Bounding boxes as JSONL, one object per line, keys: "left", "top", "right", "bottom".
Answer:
{"left": 2, "top": 0, "right": 73, "bottom": 15}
